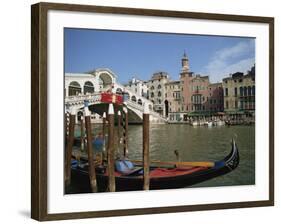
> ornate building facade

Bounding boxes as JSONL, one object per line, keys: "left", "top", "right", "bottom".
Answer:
{"left": 180, "top": 53, "right": 224, "bottom": 115}
{"left": 164, "top": 81, "right": 183, "bottom": 119}
{"left": 222, "top": 67, "right": 255, "bottom": 114}
{"left": 146, "top": 71, "right": 170, "bottom": 116}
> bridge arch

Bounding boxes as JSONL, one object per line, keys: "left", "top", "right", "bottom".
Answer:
{"left": 69, "top": 81, "right": 81, "bottom": 96}
{"left": 83, "top": 81, "right": 95, "bottom": 94}
{"left": 92, "top": 69, "right": 117, "bottom": 91}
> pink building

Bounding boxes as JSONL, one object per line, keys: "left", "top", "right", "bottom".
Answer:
{"left": 180, "top": 53, "right": 223, "bottom": 114}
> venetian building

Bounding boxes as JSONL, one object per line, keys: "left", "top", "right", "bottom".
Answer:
{"left": 180, "top": 52, "right": 223, "bottom": 114}
{"left": 147, "top": 71, "right": 170, "bottom": 116}
{"left": 207, "top": 83, "right": 224, "bottom": 112}
{"left": 180, "top": 52, "right": 209, "bottom": 112}
{"left": 164, "top": 81, "right": 183, "bottom": 120}
{"left": 222, "top": 66, "right": 255, "bottom": 115}
{"left": 124, "top": 77, "right": 148, "bottom": 100}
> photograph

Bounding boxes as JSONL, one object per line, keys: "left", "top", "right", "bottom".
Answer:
{"left": 64, "top": 28, "right": 255, "bottom": 194}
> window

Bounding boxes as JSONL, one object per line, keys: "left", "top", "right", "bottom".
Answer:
{"left": 244, "top": 87, "right": 247, "bottom": 96}
{"left": 158, "top": 84, "right": 161, "bottom": 89}
{"left": 248, "top": 86, "right": 252, "bottom": 96}
{"left": 234, "top": 87, "right": 237, "bottom": 96}
{"left": 240, "top": 87, "right": 243, "bottom": 96}
{"left": 151, "top": 92, "right": 154, "bottom": 98}
{"left": 226, "top": 101, "right": 229, "bottom": 109}
{"left": 225, "top": 88, "right": 228, "bottom": 96}
{"left": 252, "top": 86, "right": 255, "bottom": 95}
{"left": 235, "top": 100, "right": 238, "bottom": 109}
{"left": 158, "top": 91, "right": 161, "bottom": 97}
{"left": 151, "top": 86, "right": 154, "bottom": 90}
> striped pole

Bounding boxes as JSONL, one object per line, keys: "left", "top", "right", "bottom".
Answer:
{"left": 117, "top": 110, "right": 121, "bottom": 156}
{"left": 122, "top": 107, "right": 129, "bottom": 158}
{"left": 65, "top": 112, "right": 70, "bottom": 140}
{"left": 85, "top": 106, "right": 98, "bottom": 193}
{"left": 65, "top": 108, "right": 76, "bottom": 187}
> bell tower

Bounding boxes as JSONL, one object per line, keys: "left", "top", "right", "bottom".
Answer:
{"left": 181, "top": 51, "right": 189, "bottom": 72}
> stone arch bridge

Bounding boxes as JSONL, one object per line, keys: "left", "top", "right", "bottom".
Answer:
{"left": 65, "top": 68, "right": 166, "bottom": 123}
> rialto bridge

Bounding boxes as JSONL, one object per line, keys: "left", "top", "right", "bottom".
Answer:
{"left": 65, "top": 68, "right": 166, "bottom": 123}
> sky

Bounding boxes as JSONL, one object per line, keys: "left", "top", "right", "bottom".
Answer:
{"left": 64, "top": 28, "right": 255, "bottom": 84}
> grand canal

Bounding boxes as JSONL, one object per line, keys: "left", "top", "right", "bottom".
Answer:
{"left": 127, "top": 124, "right": 255, "bottom": 187}
{"left": 72, "top": 123, "right": 255, "bottom": 190}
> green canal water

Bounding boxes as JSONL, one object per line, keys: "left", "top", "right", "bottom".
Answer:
{"left": 73, "top": 124, "right": 255, "bottom": 189}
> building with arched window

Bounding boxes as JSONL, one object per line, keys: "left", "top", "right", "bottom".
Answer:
{"left": 124, "top": 77, "right": 148, "bottom": 99}
{"left": 222, "top": 66, "right": 255, "bottom": 114}
{"left": 146, "top": 71, "right": 170, "bottom": 116}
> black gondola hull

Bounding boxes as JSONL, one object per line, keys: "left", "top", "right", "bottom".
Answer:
{"left": 68, "top": 139, "right": 239, "bottom": 193}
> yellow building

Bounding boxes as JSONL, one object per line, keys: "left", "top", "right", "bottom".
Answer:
{"left": 222, "top": 67, "right": 255, "bottom": 114}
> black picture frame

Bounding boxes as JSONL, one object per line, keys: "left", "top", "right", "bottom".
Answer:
{"left": 31, "top": 2, "right": 274, "bottom": 221}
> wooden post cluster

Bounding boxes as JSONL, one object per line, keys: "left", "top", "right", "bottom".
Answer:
{"left": 122, "top": 107, "right": 129, "bottom": 158}
{"left": 107, "top": 104, "right": 116, "bottom": 192}
{"left": 143, "top": 103, "right": 150, "bottom": 190}
{"left": 65, "top": 108, "right": 76, "bottom": 187}
{"left": 84, "top": 106, "right": 98, "bottom": 193}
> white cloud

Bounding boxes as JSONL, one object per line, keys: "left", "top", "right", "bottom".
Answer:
{"left": 201, "top": 40, "right": 255, "bottom": 83}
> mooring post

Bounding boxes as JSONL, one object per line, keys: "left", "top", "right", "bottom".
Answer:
{"left": 102, "top": 112, "right": 106, "bottom": 139}
{"left": 143, "top": 103, "right": 150, "bottom": 190}
{"left": 84, "top": 106, "right": 98, "bottom": 193}
{"left": 102, "top": 112, "right": 107, "bottom": 162}
{"left": 65, "top": 108, "right": 76, "bottom": 187}
{"left": 80, "top": 116, "right": 84, "bottom": 152}
{"left": 107, "top": 104, "right": 116, "bottom": 192}
{"left": 123, "top": 107, "right": 129, "bottom": 158}
{"left": 117, "top": 110, "right": 121, "bottom": 155}
{"left": 65, "top": 111, "right": 70, "bottom": 141}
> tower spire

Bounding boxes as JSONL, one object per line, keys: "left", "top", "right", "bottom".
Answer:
{"left": 181, "top": 50, "right": 189, "bottom": 72}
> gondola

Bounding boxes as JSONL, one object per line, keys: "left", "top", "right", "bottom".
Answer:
{"left": 69, "top": 139, "right": 239, "bottom": 193}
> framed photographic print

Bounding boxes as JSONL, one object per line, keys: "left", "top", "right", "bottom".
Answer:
{"left": 31, "top": 2, "right": 274, "bottom": 221}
